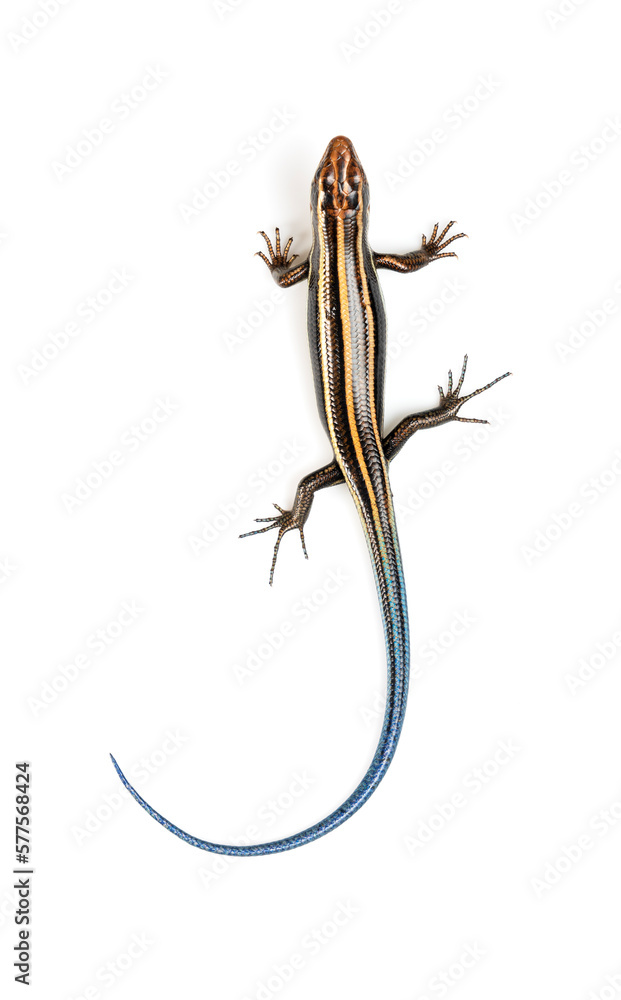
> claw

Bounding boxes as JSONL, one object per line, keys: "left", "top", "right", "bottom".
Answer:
{"left": 269, "top": 530, "right": 286, "bottom": 586}
{"left": 423, "top": 221, "right": 467, "bottom": 261}
{"left": 255, "top": 228, "right": 297, "bottom": 271}
{"left": 454, "top": 355, "right": 468, "bottom": 395}
{"left": 459, "top": 369, "right": 512, "bottom": 406}
{"left": 240, "top": 521, "right": 276, "bottom": 536}
{"left": 436, "top": 355, "right": 512, "bottom": 424}
{"left": 437, "top": 220, "right": 455, "bottom": 243}
{"left": 241, "top": 501, "right": 309, "bottom": 585}
{"left": 258, "top": 230, "right": 274, "bottom": 257}
{"left": 437, "top": 231, "right": 466, "bottom": 252}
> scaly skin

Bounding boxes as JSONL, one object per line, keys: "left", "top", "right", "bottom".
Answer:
{"left": 111, "top": 136, "right": 510, "bottom": 855}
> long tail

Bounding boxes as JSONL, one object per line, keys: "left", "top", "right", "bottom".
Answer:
{"left": 111, "top": 485, "right": 409, "bottom": 855}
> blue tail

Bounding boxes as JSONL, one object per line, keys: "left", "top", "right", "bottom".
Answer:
{"left": 111, "top": 490, "right": 410, "bottom": 855}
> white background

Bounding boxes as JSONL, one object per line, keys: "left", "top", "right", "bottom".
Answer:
{"left": 3, "top": 0, "right": 621, "bottom": 997}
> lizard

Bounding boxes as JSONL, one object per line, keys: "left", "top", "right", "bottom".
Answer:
{"left": 111, "top": 135, "right": 510, "bottom": 855}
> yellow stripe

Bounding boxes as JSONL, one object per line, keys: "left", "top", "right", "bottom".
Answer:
{"left": 316, "top": 183, "right": 394, "bottom": 558}
{"left": 355, "top": 198, "right": 390, "bottom": 487}
{"left": 334, "top": 200, "right": 385, "bottom": 534}
{"left": 316, "top": 193, "right": 369, "bottom": 533}
{"left": 316, "top": 188, "right": 341, "bottom": 458}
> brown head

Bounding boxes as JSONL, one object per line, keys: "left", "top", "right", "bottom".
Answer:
{"left": 311, "top": 135, "right": 369, "bottom": 223}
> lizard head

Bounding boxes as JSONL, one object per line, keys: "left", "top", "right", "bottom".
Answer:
{"left": 312, "top": 136, "right": 368, "bottom": 220}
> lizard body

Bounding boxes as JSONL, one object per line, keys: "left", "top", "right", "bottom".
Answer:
{"left": 111, "top": 136, "right": 509, "bottom": 855}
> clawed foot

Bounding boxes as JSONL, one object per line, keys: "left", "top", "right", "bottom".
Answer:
{"left": 256, "top": 227, "right": 298, "bottom": 272}
{"left": 437, "top": 355, "right": 511, "bottom": 423}
{"left": 421, "top": 221, "right": 466, "bottom": 262}
{"left": 240, "top": 503, "right": 308, "bottom": 586}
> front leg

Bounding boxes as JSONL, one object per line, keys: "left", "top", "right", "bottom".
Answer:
{"left": 256, "top": 227, "right": 309, "bottom": 287}
{"left": 241, "top": 357, "right": 510, "bottom": 583}
{"left": 374, "top": 221, "right": 466, "bottom": 273}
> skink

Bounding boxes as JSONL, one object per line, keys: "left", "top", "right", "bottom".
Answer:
{"left": 111, "top": 135, "right": 509, "bottom": 855}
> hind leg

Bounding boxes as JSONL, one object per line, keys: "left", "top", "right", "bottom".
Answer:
{"left": 242, "top": 357, "right": 511, "bottom": 583}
